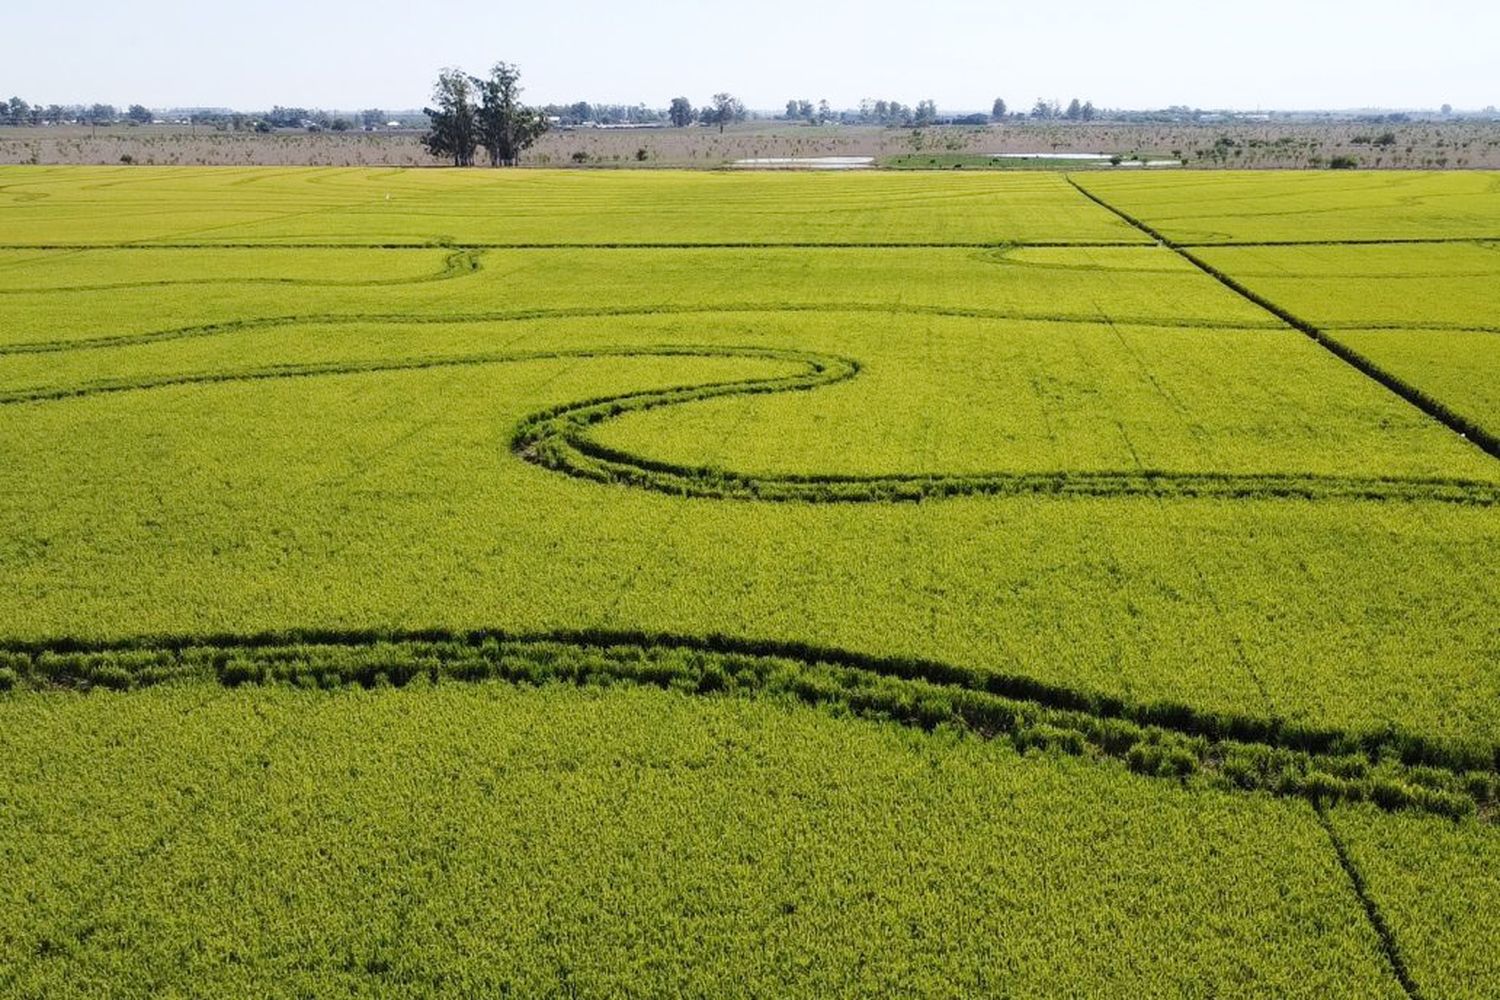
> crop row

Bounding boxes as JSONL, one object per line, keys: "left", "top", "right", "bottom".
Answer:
{"left": 1, "top": 631, "right": 1494, "bottom": 820}
{"left": 1074, "top": 170, "right": 1500, "bottom": 243}
{"left": 0, "top": 677, "right": 1411, "bottom": 997}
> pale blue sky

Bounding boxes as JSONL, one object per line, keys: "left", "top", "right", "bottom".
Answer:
{"left": 7, "top": 0, "right": 1497, "bottom": 112}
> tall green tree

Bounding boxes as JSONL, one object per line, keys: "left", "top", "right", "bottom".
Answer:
{"left": 127, "top": 104, "right": 153, "bottom": 124}
{"left": 473, "top": 62, "right": 547, "bottom": 167}
{"left": 710, "top": 92, "right": 744, "bottom": 133}
{"left": 422, "top": 69, "right": 479, "bottom": 166}
{"left": 991, "top": 97, "right": 1007, "bottom": 120}
{"left": 668, "top": 96, "right": 694, "bottom": 127}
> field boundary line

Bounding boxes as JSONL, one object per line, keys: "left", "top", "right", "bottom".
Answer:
{"left": 6, "top": 236, "right": 1496, "bottom": 250}
{"left": 1066, "top": 175, "right": 1500, "bottom": 461}
{"left": 1315, "top": 804, "right": 1426, "bottom": 1000}
{"left": 0, "top": 240, "right": 1157, "bottom": 250}
{"left": 1178, "top": 236, "right": 1500, "bottom": 248}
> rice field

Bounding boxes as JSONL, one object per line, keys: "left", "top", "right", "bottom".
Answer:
{"left": 0, "top": 166, "right": 1495, "bottom": 998}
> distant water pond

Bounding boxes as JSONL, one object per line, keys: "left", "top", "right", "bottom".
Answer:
{"left": 989, "top": 152, "right": 1181, "bottom": 167}
{"left": 731, "top": 157, "right": 875, "bottom": 170}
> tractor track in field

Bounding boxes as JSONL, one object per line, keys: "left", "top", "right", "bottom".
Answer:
{"left": 2, "top": 628, "right": 1493, "bottom": 824}
{"left": 1, "top": 332, "right": 1495, "bottom": 507}
{"left": 1316, "top": 804, "right": 1428, "bottom": 1000}
{"left": 0, "top": 248, "right": 484, "bottom": 294}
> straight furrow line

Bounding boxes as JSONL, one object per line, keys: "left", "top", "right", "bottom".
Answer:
{"left": 1316, "top": 803, "right": 1427, "bottom": 1000}
{"left": 0, "top": 240, "right": 1153, "bottom": 250}
{"left": 1066, "top": 176, "right": 1500, "bottom": 462}
{"left": 1179, "top": 236, "right": 1500, "bottom": 248}
{"left": 3, "top": 236, "right": 1493, "bottom": 250}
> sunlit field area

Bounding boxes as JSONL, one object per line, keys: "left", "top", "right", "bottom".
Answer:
{"left": 1, "top": 166, "right": 1495, "bottom": 998}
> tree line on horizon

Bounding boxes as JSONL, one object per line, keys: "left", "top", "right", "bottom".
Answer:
{"left": 0, "top": 99, "right": 151, "bottom": 126}
{"left": 6, "top": 79, "right": 1478, "bottom": 144}
{"left": 0, "top": 88, "right": 1092, "bottom": 137}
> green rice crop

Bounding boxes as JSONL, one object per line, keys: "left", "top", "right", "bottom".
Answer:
{"left": 1190, "top": 243, "right": 1500, "bottom": 438}
{"left": 0, "top": 681, "right": 1405, "bottom": 998}
{"left": 1328, "top": 329, "right": 1500, "bottom": 437}
{"left": 0, "top": 243, "right": 1261, "bottom": 349}
{"left": 0, "top": 165, "right": 1147, "bottom": 246}
{"left": 1188, "top": 243, "right": 1500, "bottom": 329}
{"left": 1327, "top": 803, "right": 1500, "bottom": 999}
{"left": 1, "top": 336, "right": 1495, "bottom": 755}
{"left": 1076, "top": 170, "right": 1500, "bottom": 242}
{"left": 0, "top": 165, "right": 1495, "bottom": 995}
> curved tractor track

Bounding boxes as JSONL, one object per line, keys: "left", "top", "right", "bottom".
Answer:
{"left": 2, "top": 628, "right": 1493, "bottom": 822}
{"left": 2, "top": 310, "right": 1496, "bottom": 507}
{"left": 0, "top": 248, "right": 484, "bottom": 295}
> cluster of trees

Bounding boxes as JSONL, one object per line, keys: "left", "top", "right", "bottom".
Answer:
{"left": 0, "top": 98, "right": 405, "bottom": 133}
{"left": 657, "top": 94, "right": 745, "bottom": 131}
{"left": 525, "top": 95, "right": 746, "bottom": 131}
{"left": 855, "top": 99, "right": 939, "bottom": 126}
{"left": 539, "top": 102, "right": 663, "bottom": 126}
{"left": 781, "top": 98, "right": 835, "bottom": 124}
{"left": 1029, "top": 98, "right": 1099, "bottom": 121}
{"left": 422, "top": 63, "right": 548, "bottom": 167}
{"left": 257, "top": 108, "right": 409, "bottom": 132}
